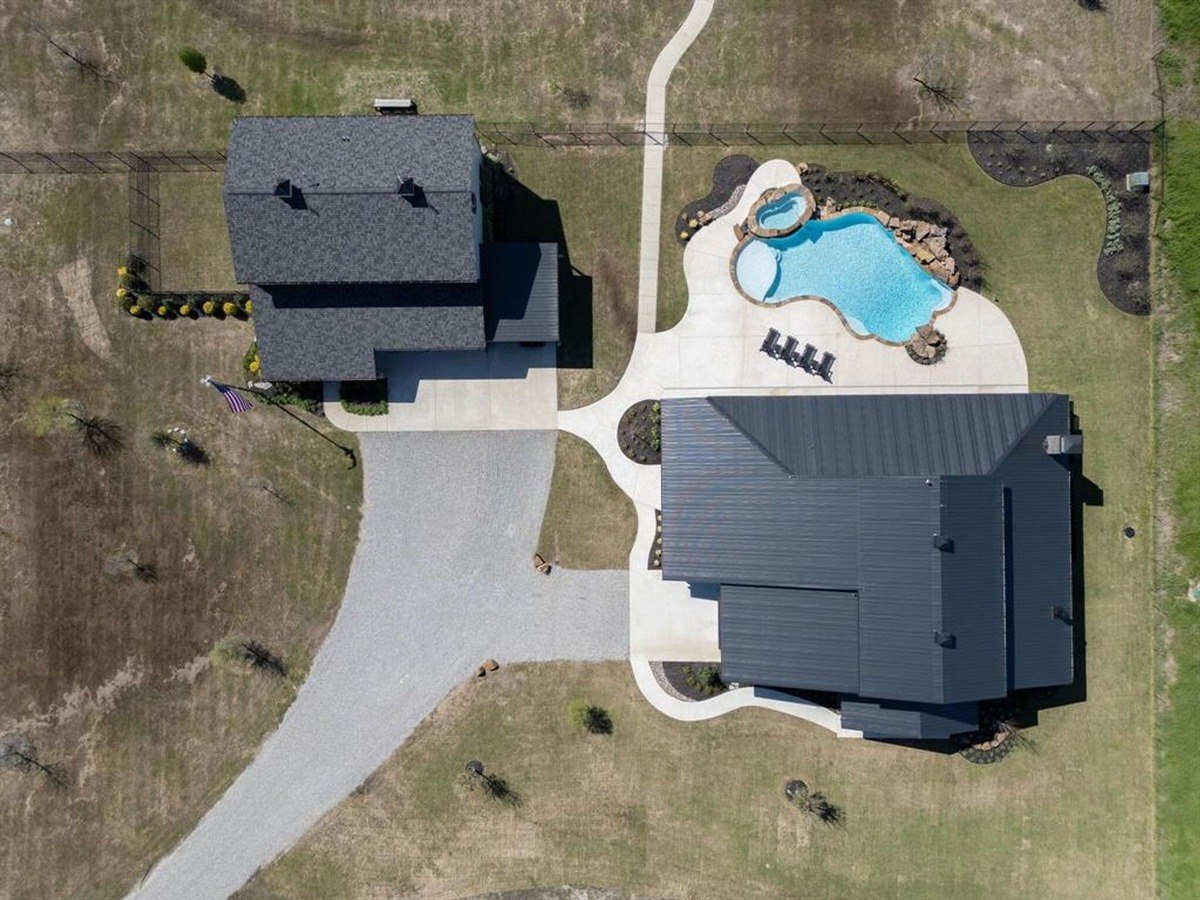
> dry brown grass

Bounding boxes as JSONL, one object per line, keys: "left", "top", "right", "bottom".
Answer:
{"left": 536, "top": 431, "right": 635, "bottom": 570}
{"left": 0, "top": 0, "right": 691, "bottom": 149}
{"left": 670, "top": 0, "right": 1158, "bottom": 124}
{"left": 0, "top": 173, "right": 361, "bottom": 898}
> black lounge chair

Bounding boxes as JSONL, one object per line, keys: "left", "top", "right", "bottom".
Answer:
{"left": 760, "top": 327, "right": 782, "bottom": 357}
{"left": 779, "top": 335, "right": 798, "bottom": 363}
{"left": 794, "top": 343, "right": 817, "bottom": 371}
{"left": 815, "top": 351, "right": 835, "bottom": 382}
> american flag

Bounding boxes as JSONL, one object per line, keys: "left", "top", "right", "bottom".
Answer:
{"left": 202, "top": 377, "right": 253, "bottom": 413}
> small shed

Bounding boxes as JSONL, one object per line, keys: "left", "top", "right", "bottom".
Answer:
{"left": 1126, "top": 171, "right": 1150, "bottom": 192}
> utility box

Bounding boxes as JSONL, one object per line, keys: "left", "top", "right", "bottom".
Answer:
{"left": 1126, "top": 171, "right": 1150, "bottom": 192}
{"left": 374, "top": 98, "right": 418, "bottom": 116}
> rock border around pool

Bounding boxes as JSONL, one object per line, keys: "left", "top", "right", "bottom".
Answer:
{"left": 729, "top": 206, "right": 959, "bottom": 350}
{"left": 741, "top": 183, "right": 816, "bottom": 239}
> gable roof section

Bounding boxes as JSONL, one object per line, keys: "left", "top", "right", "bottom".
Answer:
{"left": 483, "top": 242, "right": 560, "bottom": 343}
{"left": 224, "top": 116, "right": 480, "bottom": 285}
{"left": 662, "top": 393, "right": 1072, "bottom": 707}
{"left": 250, "top": 283, "right": 484, "bottom": 382}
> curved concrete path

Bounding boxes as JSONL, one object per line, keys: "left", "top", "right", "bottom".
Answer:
{"left": 129, "top": 432, "right": 626, "bottom": 900}
{"left": 636, "top": 0, "right": 715, "bottom": 333}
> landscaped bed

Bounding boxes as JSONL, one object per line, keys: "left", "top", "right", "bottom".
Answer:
{"left": 968, "top": 132, "right": 1151, "bottom": 315}
{"left": 617, "top": 399, "right": 661, "bottom": 465}
{"left": 339, "top": 379, "right": 389, "bottom": 416}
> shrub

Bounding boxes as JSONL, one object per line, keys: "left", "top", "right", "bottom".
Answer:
{"left": 1087, "top": 165, "right": 1125, "bottom": 255}
{"left": 179, "top": 303, "right": 192, "bottom": 316}
{"left": 567, "top": 700, "right": 613, "bottom": 735}
{"left": 683, "top": 664, "right": 725, "bottom": 696}
{"left": 243, "top": 341, "right": 261, "bottom": 377}
{"left": 244, "top": 298, "right": 253, "bottom": 315}
{"left": 202, "top": 300, "right": 216, "bottom": 316}
{"left": 128, "top": 304, "right": 141, "bottom": 316}
{"left": 222, "top": 301, "right": 237, "bottom": 316}
{"left": 156, "top": 305, "right": 170, "bottom": 318}
{"left": 340, "top": 379, "right": 388, "bottom": 416}
{"left": 178, "top": 46, "right": 207, "bottom": 74}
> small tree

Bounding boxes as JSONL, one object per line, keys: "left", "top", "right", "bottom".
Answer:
{"left": 567, "top": 699, "right": 613, "bottom": 735}
{"left": 178, "top": 46, "right": 208, "bottom": 76}
{"left": 66, "top": 413, "right": 123, "bottom": 457}
{"left": 1, "top": 734, "right": 65, "bottom": 786}
{"left": 913, "top": 51, "right": 969, "bottom": 113}
{"left": 460, "top": 760, "right": 521, "bottom": 805}
{"left": 785, "top": 779, "right": 842, "bottom": 826}
{"left": 212, "top": 636, "right": 287, "bottom": 677}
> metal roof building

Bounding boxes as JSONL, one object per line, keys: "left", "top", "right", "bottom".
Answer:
{"left": 661, "top": 393, "right": 1078, "bottom": 740}
{"left": 223, "top": 115, "right": 558, "bottom": 382}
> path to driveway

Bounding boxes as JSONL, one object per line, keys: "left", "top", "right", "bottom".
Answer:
{"left": 129, "top": 432, "right": 626, "bottom": 900}
{"left": 636, "top": 0, "right": 715, "bottom": 334}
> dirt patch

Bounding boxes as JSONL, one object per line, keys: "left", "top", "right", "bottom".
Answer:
{"left": 54, "top": 257, "right": 111, "bottom": 359}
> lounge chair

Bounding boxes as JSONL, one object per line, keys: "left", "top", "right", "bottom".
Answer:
{"left": 815, "top": 351, "right": 835, "bottom": 382}
{"left": 779, "top": 335, "right": 798, "bottom": 363}
{"left": 794, "top": 343, "right": 817, "bottom": 371}
{"left": 760, "top": 327, "right": 782, "bottom": 356}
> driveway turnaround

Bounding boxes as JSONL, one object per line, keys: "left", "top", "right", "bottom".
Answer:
{"left": 129, "top": 432, "right": 626, "bottom": 900}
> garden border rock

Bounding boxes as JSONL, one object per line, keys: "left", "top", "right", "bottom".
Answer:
{"left": 676, "top": 153, "right": 759, "bottom": 245}
{"left": 967, "top": 132, "right": 1151, "bottom": 316}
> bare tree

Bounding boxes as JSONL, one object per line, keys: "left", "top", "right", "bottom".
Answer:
{"left": 460, "top": 760, "right": 521, "bottom": 805}
{"left": 914, "top": 52, "right": 969, "bottom": 114}
{"left": 785, "top": 779, "right": 843, "bottom": 826}
{"left": 65, "top": 412, "right": 123, "bottom": 457}
{"left": 26, "top": 21, "right": 117, "bottom": 85}
{"left": 0, "top": 734, "right": 66, "bottom": 786}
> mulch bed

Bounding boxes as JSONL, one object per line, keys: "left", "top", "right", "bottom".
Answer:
{"left": 618, "top": 399, "right": 661, "bottom": 465}
{"left": 675, "top": 153, "right": 759, "bottom": 245}
{"left": 647, "top": 508, "right": 662, "bottom": 570}
{"left": 802, "top": 165, "right": 984, "bottom": 292}
{"left": 950, "top": 691, "right": 1042, "bottom": 764}
{"left": 967, "top": 132, "right": 1151, "bottom": 316}
{"left": 661, "top": 662, "right": 728, "bottom": 700}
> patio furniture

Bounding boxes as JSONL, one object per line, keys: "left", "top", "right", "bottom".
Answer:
{"left": 780, "top": 335, "right": 798, "bottom": 363}
{"left": 795, "top": 343, "right": 817, "bottom": 371}
{"left": 760, "top": 327, "right": 782, "bottom": 356}
{"left": 815, "top": 352, "right": 835, "bottom": 382}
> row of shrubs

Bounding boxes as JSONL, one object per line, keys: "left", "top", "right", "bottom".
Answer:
{"left": 1085, "top": 165, "right": 1125, "bottom": 256}
{"left": 116, "top": 262, "right": 251, "bottom": 320}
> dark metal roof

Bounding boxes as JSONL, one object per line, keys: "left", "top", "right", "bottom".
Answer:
{"left": 251, "top": 283, "right": 484, "bottom": 382}
{"left": 840, "top": 699, "right": 979, "bottom": 739}
{"left": 224, "top": 116, "right": 480, "bottom": 285}
{"left": 719, "top": 585, "right": 860, "bottom": 692}
{"left": 483, "top": 243, "right": 559, "bottom": 343}
{"left": 661, "top": 393, "right": 1074, "bottom": 714}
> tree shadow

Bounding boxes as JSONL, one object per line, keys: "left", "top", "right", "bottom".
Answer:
{"left": 484, "top": 155, "right": 592, "bottom": 371}
{"left": 212, "top": 73, "right": 246, "bottom": 104}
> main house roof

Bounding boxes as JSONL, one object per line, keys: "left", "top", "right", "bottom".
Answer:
{"left": 661, "top": 393, "right": 1076, "bottom": 737}
{"left": 224, "top": 115, "right": 480, "bottom": 285}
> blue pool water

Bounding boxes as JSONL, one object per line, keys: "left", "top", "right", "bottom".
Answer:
{"left": 735, "top": 211, "right": 952, "bottom": 342}
{"left": 756, "top": 192, "right": 805, "bottom": 231}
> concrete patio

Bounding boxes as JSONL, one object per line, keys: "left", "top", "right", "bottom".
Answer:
{"left": 559, "top": 158, "right": 1031, "bottom": 731}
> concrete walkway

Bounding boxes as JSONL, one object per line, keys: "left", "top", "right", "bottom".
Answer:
{"left": 562, "top": 158, "right": 1031, "bottom": 735}
{"left": 128, "top": 433, "right": 625, "bottom": 900}
{"left": 636, "top": 0, "right": 716, "bottom": 334}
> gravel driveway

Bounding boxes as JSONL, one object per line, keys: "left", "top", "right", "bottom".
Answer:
{"left": 129, "top": 431, "right": 627, "bottom": 900}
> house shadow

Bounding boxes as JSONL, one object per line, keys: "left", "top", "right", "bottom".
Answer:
{"left": 375, "top": 343, "right": 557, "bottom": 404}
{"left": 485, "top": 156, "right": 593, "bottom": 371}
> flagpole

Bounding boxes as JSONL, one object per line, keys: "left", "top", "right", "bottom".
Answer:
{"left": 201, "top": 377, "right": 357, "bottom": 469}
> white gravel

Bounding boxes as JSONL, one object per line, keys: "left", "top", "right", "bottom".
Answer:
{"left": 128, "top": 431, "right": 627, "bottom": 900}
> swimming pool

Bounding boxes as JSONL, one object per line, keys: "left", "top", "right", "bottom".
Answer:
{"left": 734, "top": 211, "right": 953, "bottom": 343}
{"left": 755, "top": 192, "right": 806, "bottom": 232}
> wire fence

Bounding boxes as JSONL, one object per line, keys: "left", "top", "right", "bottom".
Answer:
{"left": 0, "top": 120, "right": 1162, "bottom": 173}
{"left": 127, "top": 168, "right": 160, "bottom": 291}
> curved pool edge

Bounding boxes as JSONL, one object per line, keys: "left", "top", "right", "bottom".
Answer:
{"left": 729, "top": 208, "right": 960, "bottom": 347}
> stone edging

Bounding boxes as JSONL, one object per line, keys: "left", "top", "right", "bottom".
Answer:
{"left": 648, "top": 661, "right": 692, "bottom": 702}
{"left": 742, "top": 182, "right": 815, "bottom": 238}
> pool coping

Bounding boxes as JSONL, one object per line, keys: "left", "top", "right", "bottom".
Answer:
{"left": 728, "top": 205, "right": 959, "bottom": 348}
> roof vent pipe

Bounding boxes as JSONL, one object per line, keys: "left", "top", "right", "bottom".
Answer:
{"left": 932, "top": 533, "right": 954, "bottom": 551}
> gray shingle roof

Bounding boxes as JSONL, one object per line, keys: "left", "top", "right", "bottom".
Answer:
{"left": 224, "top": 116, "right": 480, "bottom": 284}
{"left": 251, "top": 283, "right": 484, "bottom": 382}
{"left": 661, "top": 393, "right": 1075, "bottom": 734}
{"left": 840, "top": 699, "right": 980, "bottom": 740}
{"left": 483, "top": 243, "right": 560, "bottom": 342}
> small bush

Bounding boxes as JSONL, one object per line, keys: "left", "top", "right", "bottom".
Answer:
{"left": 155, "top": 305, "right": 171, "bottom": 318}
{"left": 179, "top": 303, "right": 192, "bottom": 316}
{"left": 222, "top": 301, "right": 237, "bottom": 316}
{"left": 1087, "top": 165, "right": 1125, "bottom": 255}
{"left": 567, "top": 700, "right": 613, "bottom": 735}
{"left": 243, "top": 342, "right": 261, "bottom": 377}
{"left": 683, "top": 664, "right": 725, "bottom": 696}
{"left": 202, "top": 300, "right": 216, "bottom": 315}
{"left": 178, "top": 46, "right": 207, "bottom": 74}
{"left": 128, "top": 304, "right": 142, "bottom": 316}
{"left": 340, "top": 379, "right": 388, "bottom": 416}
{"left": 244, "top": 298, "right": 253, "bottom": 315}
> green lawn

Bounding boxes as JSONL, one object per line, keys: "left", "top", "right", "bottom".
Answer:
{"left": 1157, "top": 119, "right": 1200, "bottom": 898}
{"left": 246, "top": 142, "right": 1156, "bottom": 898}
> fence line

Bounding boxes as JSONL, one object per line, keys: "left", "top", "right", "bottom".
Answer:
{"left": 0, "top": 120, "right": 1162, "bottom": 173}
{"left": 127, "top": 168, "right": 161, "bottom": 291}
